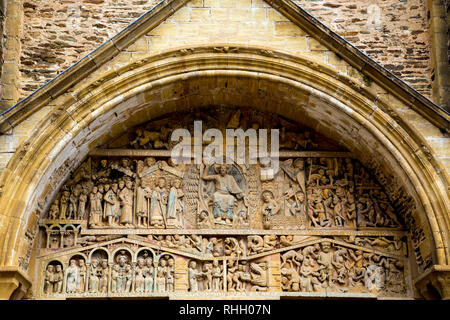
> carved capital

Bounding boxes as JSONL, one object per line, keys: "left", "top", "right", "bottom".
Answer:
{"left": 0, "top": 267, "right": 32, "bottom": 300}
{"left": 415, "top": 265, "right": 450, "bottom": 300}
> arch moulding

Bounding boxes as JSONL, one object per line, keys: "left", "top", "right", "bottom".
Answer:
{"left": 0, "top": 46, "right": 449, "bottom": 299}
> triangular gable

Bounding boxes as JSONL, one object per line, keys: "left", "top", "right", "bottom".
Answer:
{"left": 0, "top": 0, "right": 448, "bottom": 134}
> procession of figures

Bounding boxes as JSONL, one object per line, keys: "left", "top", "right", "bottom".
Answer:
{"left": 42, "top": 155, "right": 403, "bottom": 236}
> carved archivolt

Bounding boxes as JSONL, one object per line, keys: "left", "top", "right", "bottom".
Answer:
{"left": 34, "top": 107, "right": 422, "bottom": 299}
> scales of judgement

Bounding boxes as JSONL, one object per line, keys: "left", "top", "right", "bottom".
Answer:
{"left": 35, "top": 106, "right": 423, "bottom": 299}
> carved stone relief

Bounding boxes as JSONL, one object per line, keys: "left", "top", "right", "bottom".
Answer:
{"left": 34, "top": 107, "right": 419, "bottom": 299}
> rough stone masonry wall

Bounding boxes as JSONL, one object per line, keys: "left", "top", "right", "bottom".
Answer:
{"left": 20, "top": 0, "right": 159, "bottom": 96}
{"left": 294, "top": 0, "right": 433, "bottom": 98}
{"left": 19, "top": 0, "right": 434, "bottom": 99}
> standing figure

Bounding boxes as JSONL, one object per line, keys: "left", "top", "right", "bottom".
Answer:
{"left": 99, "top": 260, "right": 109, "bottom": 293}
{"left": 89, "top": 186, "right": 103, "bottom": 227}
{"left": 44, "top": 265, "right": 55, "bottom": 294}
{"left": 212, "top": 260, "right": 222, "bottom": 291}
{"left": 104, "top": 183, "right": 119, "bottom": 227}
{"left": 136, "top": 180, "right": 151, "bottom": 228}
{"left": 123, "top": 264, "right": 133, "bottom": 293}
{"left": 119, "top": 179, "right": 134, "bottom": 228}
{"left": 150, "top": 177, "right": 168, "bottom": 227}
{"left": 261, "top": 190, "right": 280, "bottom": 229}
{"left": 111, "top": 264, "right": 120, "bottom": 293}
{"left": 167, "top": 178, "right": 184, "bottom": 228}
{"left": 156, "top": 259, "right": 167, "bottom": 292}
{"left": 77, "top": 189, "right": 88, "bottom": 219}
{"left": 203, "top": 263, "right": 213, "bottom": 291}
{"left": 88, "top": 260, "right": 100, "bottom": 293}
{"left": 134, "top": 257, "right": 146, "bottom": 293}
{"left": 166, "top": 258, "right": 175, "bottom": 292}
{"left": 188, "top": 260, "right": 203, "bottom": 292}
{"left": 49, "top": 200, "right": 59, "bottom": 220}
{"left": 144, "top": 256, "right": 154, "bottom": 292}
{"left": 65, "top": 259, "right": 80, "bottom": 293}
{"left": 77, "top": 259, "right": 87, "bottom": 293}
{"left": 59, "top": 191, "right": 70, "bottom": 220}
{"left": 53, "top": 265, "right": 64, "bottom": 293}
{"left": 68, "top": 191, "right": 78, "bottom": 220}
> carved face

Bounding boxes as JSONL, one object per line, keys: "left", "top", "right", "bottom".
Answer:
{"left": 137, "top": 258, "right": 144, "bottom": 267}
{"left": 219, "top": 165, "right": 227, "bottom": 176}
{"left": 189, "top": 261, "right": 196, "bottom": 269}
{"left": 104, "top": 184, "right": 110, "bottom": 192}
{"left": 102, "top": 261, "right": 108, "bottom": 268}
{"left": 111, "top": 184, "right": 118, "bottom": 193}
{"left": 118, "top": 180, "right": 125, "bottom": 189}
{"left": 126, "top": 180, "right": 132, "bottom": 189}
{"left": 321, "top": 242, "right": 331, "bottom": 252}
{"left": 160, "top": 259, "right": 167, "bottom": 267}
{"left": 262, "top": 191, "right": 273, "bottom": 202}
{"left": 79, "top": 259, "right": 85, "bottom": 266}
{"left": 168, "top": 259, "right": 174, "bottom": 267}
{"left": 100, "top": 160, "right": 108, "bottom": 168}
{"left": 146, "top": 258, "right": 153, "bottom": 267}
{"left": 173, "top": 179, "right": 181, "bottom": 188}
{"left": 145, "top": 157, "right": 156, "bottom": 167}
{"left": 293, "top": 159, "right": 304, "bottom": 169}
{"left": 121, "top": 159, "right": 129, "bottom": 167}
{"left": 213, "top": 260, "right": 219, "bottom": 267}
{"left": 69, "top": 260, "right": 77, "bottom": 267}
{"left": 92, "top": 186, "right": 98, "bottom": 194}
{"left": 158, "top": 178, "right": 166, "bottom": 188}
{"left": 296, "top": 192, "right": 305, "bottom": 202}
{"left": 47, "top": 265, "right": 54, "bottom": 272}
{"left": 56, "top": 265, "right": 62, "bottom": 272}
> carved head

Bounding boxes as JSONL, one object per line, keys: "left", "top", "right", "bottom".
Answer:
{"left": 111, "top": 183, "right": 118, "bottom": 193}
{"left": 146, "top": 257, "right": 153, "bottom": 267}
{"left": 145, "top": 157, "right": 156, "bottom": 167}
{"left": 121, "top": 158, "right": 130, "bottom": 167}
{"left": 172, "top": 178, "right": 182, "bottom": 188}
{"left": 92, "top": 186, "right": 98, "bottom": 193}
{"left": 69, "top": 259, "right": 77, "bottom": 267}
{"left": 125, "top": 179, "right": 133, "bottom": 189}
{"left": 159, "top": 259, "right": 167, "bottom": 267}
{"left": 158, "top": 177, "right": 166, "bottom": 188}
{"left": 321, "top": 241, "right": 331, "bottom": 252}
{"left": 293, "top": 158, "right": 305, "bottom": 169}
{"left": 213, "top": 260, "right": 219, "bottom": 267}
{"left": 137, "top": 257, "right": 145, "bottom": 267}
{"left": 118, "top": 180, "right": 125, "bottom": 190}
{"left": 262, "top": 190, "right": 274, "bottom": 202}
{"left": 101, "top": 260, "right": 108, "bottom": 268}
{"left": 56, "top": 265, "right": 62, "bottom": 272}
{"left": 189, "top": 260, "right": 197, "bottom": 269}
{"left": 100, "top": 159, "right": 108, "bottom": 168}
{"left": 168, "top": 258, "right": 174, "bottom": 267}
{"left": 296, "top": 191, "right": 305, "bottom": 202}
{"left": 47, "top": 265, "right": 54, "bottom": 272}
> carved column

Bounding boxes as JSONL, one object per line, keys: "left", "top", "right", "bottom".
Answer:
{"left": 415, "top": 265, "right": 450, "bottom": 300}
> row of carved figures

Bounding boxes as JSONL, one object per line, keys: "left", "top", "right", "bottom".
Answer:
{"left": 280, "top": 242, "right": 407, "bottom": 294}
{"left": 43, "top": 252, "right": 175, "bottom": 295}
{"left": 45, "top": 158, "right": 401, "bottom": 231}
